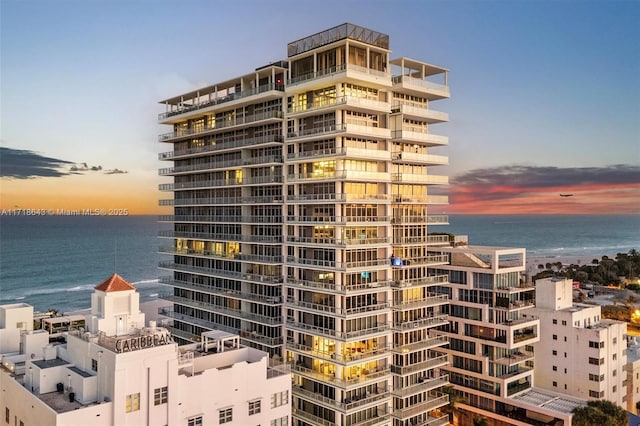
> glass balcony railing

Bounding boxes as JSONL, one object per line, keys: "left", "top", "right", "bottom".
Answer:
{"left": 158, "top": 83, "right": 284, "bottom": 121}
{"left": 158, "top": 135, "right": 283, "bottom": 160}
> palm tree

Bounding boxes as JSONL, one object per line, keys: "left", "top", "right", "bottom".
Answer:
{"left": 572, "top": 400, "right": 627, "bottom": 426}
{"left": 441, "top": 385, "right": 467, "bottom": 424}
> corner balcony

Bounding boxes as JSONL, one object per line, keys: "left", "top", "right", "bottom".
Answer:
{"left": 392, "top": 195, "right": 448, "bottom": 205}
{"left": 158, "top": 83, "right": 285, "bottom": 123}
{"left": 392, "top": 334, "right": 449, "bottom": 354}
{"left": 391, "top": 129, "right": 448, "bottom": 147}
{"left": 391, "top": 151, "right": 448, "bottom": 166}
{"left": 286, "top": 63, "right": 392, "bottom": 90}
{"left": 390, "top": 215, "right": 449, "bottom": 225}
{"left": 493, "top": 349, "right": 535, "bottom": 366}
{"left": 286, "top": 146, "right": 390, "bottom": 163}
{"left": 391, "top": 75, "right": 450, "bottom": 100}
{"left": 286, "top": 170, "right": 390, "bottom": 183}
{"left": 287, "top": 95, "right": 390, "bottom": 117}
{"left": 391, "top": 294, "right": 448, "bottom": 311}
{"left": 391, "top": 103, "right": 449, "bottom": 123}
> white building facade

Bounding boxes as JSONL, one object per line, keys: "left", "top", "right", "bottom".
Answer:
{"left": 0, "top": 274, "right": 290, "bottom": 426}
{"left": 530, "top": 277, "right": 627, "bottom": 407}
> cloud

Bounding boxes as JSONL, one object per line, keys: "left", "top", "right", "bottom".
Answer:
{"left": 1, "top": 147, "right": 128, "bottom": 179}
{"left": 0, "top": 147, "right": 73, "bottom": 178}
{"left": 449, "top": 164, "right": 640, "bottom": 214}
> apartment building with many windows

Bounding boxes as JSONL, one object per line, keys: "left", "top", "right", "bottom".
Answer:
{"left": 432, "top": 244, "right": 584, "bottom": 425}
{"left": 158, "top": 23, "right": 452, "bottom": 426}
{"left": 529, "top": 277, "right": 627, "bottom": 407}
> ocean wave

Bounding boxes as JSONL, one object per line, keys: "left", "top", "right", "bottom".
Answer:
{"left": 132, "top": 279, "right": 159, "bottom": 285}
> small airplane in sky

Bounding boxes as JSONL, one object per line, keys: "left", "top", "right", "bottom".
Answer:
{"left": 560, "top": 194, "right": 574, "bottom": 197}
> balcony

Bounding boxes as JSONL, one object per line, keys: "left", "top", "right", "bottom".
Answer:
{"left": 286, "top": 236, "right": 390, "bottom": 247}
{"left": 392, "top": 335, "right": 449, "bottom": 354}
{"left": 287, "top": 62, "right": 391, "bottom": 89}
{"left": 161, "top": 278, "right": 282, "bottom": 305}
{"left": 159, "top": 261, "right": 245, "bottom": 280}
{"left": 292, "top": 385, "right": 390, "bottom": 413}
{"left": 391, "top": 103, "right": 449, "bottom": 123}
{"left": 391, "top": 294, "right": 448, "bottom": 310}
{"left": 392, "top": 314, "right": 449, "bottom": 331}
{"left": 286, "top": 146, "right": 390, "bottom": 162}
{"left": 390, "top": 391, "right": 449, "bottom": 419}
{"left": 391, "top": 215, "right": 448, "bottom": 225}
{"left": 493, "top": 350, "right": 534, "bottom": 366}
{"left": 158, "top": 83, "right": 284, "bottom": 122}
{"left": 391, "top": 173, "right": 449, "bottom": 185}
{"left": 392, "top": 195, "right": 449, "bottom": 205}
{"left": 286, "top": 193, "right": 389, "bottom": 203}
{"left": 159, "top": 158, "right": 244, "bottom": 176}
{"left": 390, "top": 275, "right": 449, "bottom": 288}
{"left": 391, "top": 354, "right": 448, "bottom": 376}
{"left": 391, "top": 129, "right": 448, "bottom": 147}
{"left": 158, "top": 215, "right": 283, "bottom": 224}
{"left": 163, "top": 294, "right": 282, "bottom": 325}
{"left": 287, "top": 95, "right": 389, "bottom": 116}
{"left": 158, "top": 110, "right": 283, "bottom": 141}
{"left": 292, "top": 407, "right": 334, "bottom": 426}
{"left": 391, "top": 374, "right": 449, "bottom": 397}
{"left": 392, "top": 235, "right": 451, "bottom": 245}
{"left": 159, "top": 178, "right": 243, "bottom": 190}
{"left": 158, "top": 230, "right": 282, "bottom": 244}
{"left": 285, "top": 277, "right": 392, "bottom": 294}
{"left": 286, "top": 170, "right": 390, "bottom": 183}
{"left": 158, "top": 135, "right": 283, "bottom": 161}
{"left": 285, "top": 215, "right": 389, "bottom": 225}
{"left": 391, "top": 75, "right": 450, "bottom": 100}
{"left": 287, "top": 124, "right": 347, "bottom": 141}
{"left": 391, "top": 254, "right": 450, "bottom": 268}
{"left": 287, "top": 340, "right": 390, "bottom": 366}
{"left": 391, "top": 151, "right": 448, "bottom": 166}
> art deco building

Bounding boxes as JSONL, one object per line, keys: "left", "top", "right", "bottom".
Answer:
{"left": 158, "top": 23, "right": 452, "bottom": 426}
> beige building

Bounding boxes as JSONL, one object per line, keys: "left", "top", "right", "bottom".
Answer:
{"left": 530, "top": 277, "right": 627, "bottom": 407}
{"left": 0, "top": 274, "right": 290, "bottom": 426}
{"left": 157, "top": 23, "right": 452, "bottom": 426}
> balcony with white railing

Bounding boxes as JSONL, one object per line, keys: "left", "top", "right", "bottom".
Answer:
{"left": 287, "top": 124, "right": 347, "bottom": 141}
{"left": 285, "top": 278, "right": 392, "bottom": 294}
{"left": 392, "top": 315, "right": 449, "bottom": 332}
{"left": 286, "top": 170, "right": 390, "bottom": 183}
{"left": 391, "top": 103, "right": 449, "bottom": 123}
{"left": 286, "top": 236, "right": 390, "bottom": 247}
{"left": 390, "top": 275, "right": 449, "bottom": 288}
{"left": 391, "top": 294, "right": 448, "bottom": 310}
{"left": 158, "top": 110, "right": 283, "bottom": 141}
{"left": 391, "top": 195, "right": 449, "bottom": 205}
{"left": 391, "top": 129, "right": 448, "bottom": 147}
{"left": 163, "top": 294, "right": 282, "bottom": 325}
{"left": 286, "top": 340, "right": 390, "bottom": 366}
{"left": 391, "top": 374, "right": 449, "bottom": 397}
{"left": 391, "top": 151, "right": 448, "bottom": 166}
{"left": 391, "top": 215, "right": 449, "bottom": 225}
{"left": 392, "top": 334, "right": 449, "bottom": 354}
{"left": 158, "top": 214, "right": 282, "bottom": 223}
{"left": 158, "top": 83, "right": 285, "bottom": 122}
{"left": 391, "top": 173, "right": 448, "bottom": 185}
{"left": 287, "top": 63, "right": 392, "bottom": 89}
{"left": 392, "top": 235, "right": 451, "bottom": 245}
{"left": 391, "top": 75, "right": 450, "bottom": 100}
{"left": 158, "top": 135, "right": 284, "bottom": 161}
{"left": 343, "top": 122, "right": 391, "bottom": 139}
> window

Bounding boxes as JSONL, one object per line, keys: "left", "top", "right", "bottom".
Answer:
{"left": 564, "top": 336, "right": 567, "bottom": 342}
{"left": 125, "top": 393, "right": 140, "bottom": 412}
{"left": 553, "top": 381, "right": 558, "bottom": 387}
{"left": 589, "top": 390, "right": 602, "bottom": 398}
{"left": 590, "top": 373, "right": 602, "bottom": 382}
{"left": 553, "top": 334, "right": 557, "bottom": 340}
{"left": 552, "top": 319, "right": 557, "bottom": 325}
{"left": 613, "top": 385, "right": 617, "bottom": 393}
{"left": 249, "top": 400, "right": 261, "bottom": 415}
{"left": 564, "top": 352, "right": 567, "bottom": 358}
{"left": 5, "top": 408, "right": 9, "bottom": 424}
{"left": 562, "top": 320, "right": 567, "bottom": 326}
{"left": 219, "top": 408, "right": 233, "bottom": 424}
{"left": 553, "top": 366, "right": 558, "bottom": 371}
{"left": 187, "top": 416, "right": 203, "bottom": 426}
{"left": 552, "top": 350, "right": 557, "bottom": 356}
{"left": 613, "top": 337, "right": 617, "bottom": 344}
{"left": 589, "top": 357, "right": 604, "bottom": 365}
{"left": 91, "top": 358, "right": 98, "bottom": 371}
{"left": 271, "top": 417, "right": 288, "bottom": 426}
{"left": 154, "top": 386, "right": 168, "bottom": 405}
{"left": 613, "top": 369, "right": 617, "bottom": 377}
{"left": 613, "top": 353, "right": 617, "bottom": 361}
{"left": 271, "top": 390, "right": 289, "bottom": 408}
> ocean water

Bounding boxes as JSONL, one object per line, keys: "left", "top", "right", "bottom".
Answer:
{"left": 0, "top": 214, "right": 638, "bottom": 313}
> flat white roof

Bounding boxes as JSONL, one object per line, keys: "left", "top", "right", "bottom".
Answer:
{"left": 510, "top": 387, "right": 585, "bottom": 415}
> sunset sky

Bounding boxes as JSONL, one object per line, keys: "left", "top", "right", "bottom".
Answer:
{"left": 1, "top": 0, "right": 638, "bottom": 215}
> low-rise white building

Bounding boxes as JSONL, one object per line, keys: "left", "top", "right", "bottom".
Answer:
{"left": 530, "top": 277, "right": 627, "bottom": 407}
{"left": 0, "top": 274, "right": 290, "bottom": 426}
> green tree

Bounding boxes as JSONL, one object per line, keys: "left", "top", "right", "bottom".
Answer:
{"left": 441, "top": 385, "right": 466, "bottom": 424}
{"left": 572, "top": 400, "right": 627, "bottom": 426}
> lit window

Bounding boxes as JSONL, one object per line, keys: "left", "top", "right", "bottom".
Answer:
{"left": 154, "top": 386, "right": 168, "bottom": 405}
{"left": 219, "top": 408, "right": 233, "bottom": 424}
{"left": 125, "top": 393, "right": 140, "bottom": 412}
{"left": 248, "top": 400, "right": 261, "bottom": 415}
